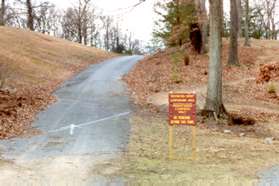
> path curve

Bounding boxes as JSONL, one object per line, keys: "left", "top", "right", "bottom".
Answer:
{"left": 0, "top": 55, "right": 143, "bottom": 185}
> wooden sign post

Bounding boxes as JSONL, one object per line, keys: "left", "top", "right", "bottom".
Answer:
{"left": 168, "top": 93, "right": 197, "bottom": 160}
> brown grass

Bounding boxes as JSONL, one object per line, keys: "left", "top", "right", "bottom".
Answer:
{"left": 0, "top": 26, "right": 113, "bottom": 89}
{"left": 113, "top": 112, "right": 279, "bottom": 185}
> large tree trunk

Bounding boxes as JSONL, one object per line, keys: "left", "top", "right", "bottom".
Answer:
{"left": 266, "top": 18, "right": 271, "bottom": 39}
{"left": 221, "top": 0, "right": 224, "bottom": 37}
{"left": 78, "top": 23, "right": 82, "bottom": 44}
{"left": 175, "top": 0, "right": 182, "bottom": 46}
{"left": 105, "top": 25, "right": 109, "bottom": 50}
{"left": 204, "top": 0, "right": 226, "bottom": 117}
{"left": 236, "top": 0, "right": 242, "bottom": 37}
{"left": 271, "top": 14, "right": 276, "bottom": 39}
{"left": 244, "top": 0, "right": 250, "bottom": 46}
{"left": 195, "top": 0, "right": 208, "bottom": 53}
{"left": 0, "top": 0, "right": 5, "bottom": 26}
{"left": 83, "top": 25, "right": 88, "bottom": 45}
{"left": 228, "top": 0, "right": 240, "bottom": 65}
{"left": 26, "top": 0, "right": 34, "bottom": 31}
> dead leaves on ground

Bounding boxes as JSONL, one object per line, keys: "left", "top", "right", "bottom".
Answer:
{"left": 257, "top": 62, "right": 279, "bottom": 83}
{"left": 124, "top": 43, "right": 261, "bottom": 106}
{"left": 0, "top": 87, "right": 55, "bottom": 139}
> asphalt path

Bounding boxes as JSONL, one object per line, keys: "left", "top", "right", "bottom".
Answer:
{"left": 0, "top": 55, "right": 143, "bottom": 185}
{"left": 2, "top": 54, "right": 277, "bottom": 185}
{"left": 258, "top": 166, "right": 279, "bottom": 186}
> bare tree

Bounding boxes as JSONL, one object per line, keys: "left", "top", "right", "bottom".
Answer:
{"left": 82, "top": 14, "right": 88, "bottom": 45}
{"left": 26, "top": 0, "right": 34, "bottom": 30}
{"left": 35, "top": 2, "right": 57, "bottom": 34}
{"left": 228, "top": 0, "right": 240, "bottom": 65}
{"left": 46, "top": 7, "right": 61, "bottom": 37}
{"left": 236, "top": 0, "right": 242, "bottom": 37}
{"left": 195, "top": 0, "right": 208, "bottom": 53}
{"left": 110, "top": 24, "right": 119, "bottom": 51}
{"left": 61, "top": 0, "right": 92, "bottom": 44}
{"left": 62, "top": 8, "right": 76, "bottom": 40}
{"left": 269, "top": 0, "right": 277, "bottom": 39}
{"left": 0, "top": 0, "right": 5, "bottom": 25}
{"left": 204, "top": 0, "right": 226, "bottom": 117}
{"left": 129, "top": 39, "right": 142, "bottom": 54}
{"left": 244, "top": 0, "right": 250, "bottom": 46}
{"left": 89, "top": 10, "right": 99, "bottom": 47}
{"left": 264, "top": 0, "right": 277, "bottom": 39}
{"left": 101, "top": 15, "right": 113, "bottom": 51}
{"left": 76, "top": 0, "right": 91, "bottom": 44}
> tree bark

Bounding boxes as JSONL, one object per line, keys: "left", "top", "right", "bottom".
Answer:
{"left": 175, "top": 0, "right": 182, "bottom": 46}
{"left": 26, "top": 0, "right": 34, "bottom": 31}
{"left": 228, "top": 0, "right": 240, "bottom": 65}
{"left": 105, "top": 21, "right": 109, "bottom": 50}
{"left": 0, "top": 0, "right": 5, "bottom": 26}
{"left": 236, "top": 0, "right": 242, "bottom": 37}
{"left": 270, "top": 0, "right": 277, "bottom": 39}
{"left": 272, "top": 19, "right": 277, "bottom": 40}
{"left": 204, "top": 0, "right": 226, "bottom": 117}
{"left": 244, "top": 0, "right": 250, "bottom": 46}
{"left": 78, "top": 24, "right": 82, "bottom": 43}
{"left": 265, "top": 0, "right": 270, "bottom": 39}
{"left": 221, "top": 0, "right": 224, "bottom": 37}
{"left": 195, "top": 0, "right": 208, "bottom": 53}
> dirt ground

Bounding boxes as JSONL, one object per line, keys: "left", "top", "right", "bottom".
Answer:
{"left": 0, "top": 27, "right": 114, "bottom": 139}
{"left": 0, "top": 154, "right": 116, "bottom": 185}
{"left": 119, "top": 39, "right": 279, "bottom": 184}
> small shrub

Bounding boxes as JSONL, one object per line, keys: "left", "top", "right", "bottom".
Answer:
{"left": 267, "top": 82, "right": 277, "bottom": 94}
{"left": 171, "top": 50, "right": 184, "bottom": 65}
{"left": 171, "top": 72, "right": 183, "bottom": 84}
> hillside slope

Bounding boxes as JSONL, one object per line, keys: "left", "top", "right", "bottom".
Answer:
{"left": 124, "top": 39, "right": 279, "bottom": 108}
{"left": 0, "top": 27, "right": 114, "bottom": 139}
{"left": 0, "top": 27, "right": 112, "bottom": 88}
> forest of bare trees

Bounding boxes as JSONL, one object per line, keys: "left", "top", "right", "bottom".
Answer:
{"left": 0, "top": 0, "right": 143, "bottom": 54}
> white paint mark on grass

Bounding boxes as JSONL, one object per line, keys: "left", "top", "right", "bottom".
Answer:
{"left": 48, "top": 111, "right": 131, "bottom": 135}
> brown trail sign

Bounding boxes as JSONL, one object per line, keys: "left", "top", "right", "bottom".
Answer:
{"left": 168, "top": 93, "right": 197, "bottom": 160}
{"left": 169, "top": 93, "right": 196, "bottom": 126}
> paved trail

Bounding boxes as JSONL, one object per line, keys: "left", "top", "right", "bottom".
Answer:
{"left": 0, "top": 55, "right": 143, "bottom": 185}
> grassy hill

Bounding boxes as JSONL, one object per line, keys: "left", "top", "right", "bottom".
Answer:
{"left": 0, "top": 27, "right": 112, "bottom": 89}
{"left": 0, "top": 27, "right": 114, "bottom": 139}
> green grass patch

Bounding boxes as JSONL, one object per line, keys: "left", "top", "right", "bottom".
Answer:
{"left": 267, "top": 82, "right": 277, "bottom": 94}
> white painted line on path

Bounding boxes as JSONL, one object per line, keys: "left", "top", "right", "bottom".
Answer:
{"left": 48, "top": 111, "right": 131, "bottom": 135}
